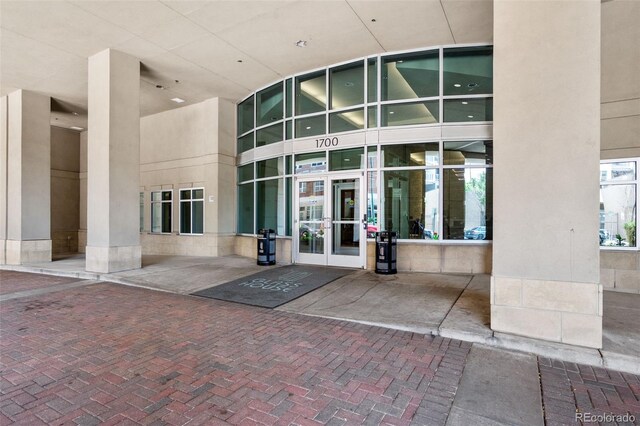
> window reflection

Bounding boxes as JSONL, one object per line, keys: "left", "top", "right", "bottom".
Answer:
{"left": 443, "top": 168, "right": 492, "bottom": 240}
{"left": 381, "top": 101, "right": 439, "bottom": 126}
{"left": 443, "top": 98, "right": 493, "bottom": 122}
{"left": 443, "top": 141, "right": 493, "bottom": 166}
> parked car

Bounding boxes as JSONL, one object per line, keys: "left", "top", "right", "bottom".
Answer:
{"left": 464, "top": 226, "right": 486, "bottom": 240}
{"left": 599, "top": 229, "right": 609, "bottom": 244}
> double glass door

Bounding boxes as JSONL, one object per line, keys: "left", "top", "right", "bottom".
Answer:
{"left": 295, "top": 174, "right": 365, "bottom": 268}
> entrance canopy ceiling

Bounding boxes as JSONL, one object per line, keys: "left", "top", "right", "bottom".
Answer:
{"left": 0, "top": 0, "right": 493, "bottom": 130}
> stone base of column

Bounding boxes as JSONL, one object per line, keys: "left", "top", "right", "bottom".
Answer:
{"left": 77, "top": 230, "right": 87, "bottom": 254}
{"left": 86, "top": 245, "right": 141, "bottom": 273}
{"left": 4, "top": 239, "right": 52, "bottom": 265}
{"left": 491, "top": 276, "right": 603, "bottom": 348}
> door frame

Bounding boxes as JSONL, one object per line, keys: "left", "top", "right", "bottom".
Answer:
{"left": 293, "top": 172, "right": 366, "bottom": 268}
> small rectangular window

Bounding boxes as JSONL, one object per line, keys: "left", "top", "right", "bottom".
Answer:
{"left": 151, "top": 190, "right": 172, "bottom": 233}
{"left": 600, "top": 159, "right": 638, "bottom": 248}
{"left": 179, "top": 188, "right": 204, "bottom": 235}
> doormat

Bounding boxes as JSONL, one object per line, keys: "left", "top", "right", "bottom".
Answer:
{"left": 191, "top": 265, "right": 353, "bottom": 308}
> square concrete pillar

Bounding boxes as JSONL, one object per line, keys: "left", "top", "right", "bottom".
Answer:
{"left": 86, "top": 49, "right": 141, "bottom": 273}
{"left": 492, "top": 1, "right": 602, "bottom": 348}
{"left": 0, "top": 90, "right": 52, "bottom": 265}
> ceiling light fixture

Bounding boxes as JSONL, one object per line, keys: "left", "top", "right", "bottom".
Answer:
{"left": 389, "top": 111, "right": 395, "bottom": 114}
{"left": 295, "top": 40, "right": 308, "bottom": 48}
{"left": 70, "top": 126, "right": 84, "bottom": 131}
{"left": 461, "top": 101, "right": 468, "bottom": 105}
{"left": 156, "top": 84, "right": 164, "bottom": 89}
{"left": 171, "top": 97, "right": 185, "bottom": 103}
{"left": 467, "top": 115, "right": 474, "bottom": 119}
{"left": 72, "top": 112, "right": 79, "bottom": 116}
{"left": 306, "top": 126, "right": 311, "bottom": 130}
{"left": 454, "top": 83, "right": 462, "bottom": 88}
{"left": 371, "top": 18, "right": 376, "bottom": 22}
{"left": 237, "top": 60, "right": 243, "bottom": 63}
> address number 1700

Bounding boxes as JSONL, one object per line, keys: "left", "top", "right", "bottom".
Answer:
{"left": 315, "top": 137, "right": 339, "bottom": 148}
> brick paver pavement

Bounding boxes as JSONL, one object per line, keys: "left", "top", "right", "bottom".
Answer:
{"left": 539, "top": 357, "right": 640, "bottom": 426}
{"left": 0, "top": 271, "right": 638, "bottom": 425}
{"left": 0, "top": 271, "right": 80, "bottom": 295}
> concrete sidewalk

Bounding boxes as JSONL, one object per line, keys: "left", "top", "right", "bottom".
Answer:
{"left": 1, "top": 271, "right": 638, "bottom": 425}
{"left": 2, "top": 254, "right": 639, "bottom": 376}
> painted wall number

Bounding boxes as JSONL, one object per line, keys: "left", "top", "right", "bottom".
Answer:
{"left": 315, "top": 137, "right": 339, "bottom": 148}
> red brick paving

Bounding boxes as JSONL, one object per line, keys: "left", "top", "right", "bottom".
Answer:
{"left": 0, "top": 271, "right": 80, "bottom": 295}
{"left": 1, "top": 274, "right": 471, "bottom": 425}
{"left": 538, "top": 357, "right": 640, "bottom": 425}
{"left": 1, "top": 271, "right": 639, "bottom": 425}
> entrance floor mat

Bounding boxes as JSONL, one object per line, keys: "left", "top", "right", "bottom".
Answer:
{"left": 191, "top": 264, "right": 354, "bottom": 308}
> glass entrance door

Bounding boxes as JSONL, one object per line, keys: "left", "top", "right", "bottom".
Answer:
{"left": 295, "top": 175, "right": 365, "bottom": 268}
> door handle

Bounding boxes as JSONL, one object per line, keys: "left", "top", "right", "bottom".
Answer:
{"left": 362, "top": 213, "right": 367, "bottom": 230}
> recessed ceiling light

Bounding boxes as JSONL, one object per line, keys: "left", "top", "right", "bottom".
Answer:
{"left": 72, "top": 112, "right": 79, "bottom": 116}
{"left": 389, "top": 111, "right": 395, "bottom": 114}
{"left": 461, "top": 101, "right": 468, "bottom": 105}
{"left": 295, "top": 40, "right": 308, "bottom": 48}
{"left": 171, "top": 97, "right": 185, "bottom": 103}
{"left": 237, "top": 59, "right": 243, "bottom": 63}
{"left": 371, "top": 18, "right": 376, "bottom": 22}
{"left": 70, "top": 126, "right": 84, "bottom": 131}
{"left": 467, "top": 115, "right": 474, "bottom": 119}
{"left": 454, "top": 83, "right": 462, "bottom": 88}
{"left": 306, "top": 126, "right": 311, "bottom": 130}
{"left": 344, "top": 158, "right": 351, "bottom": 162}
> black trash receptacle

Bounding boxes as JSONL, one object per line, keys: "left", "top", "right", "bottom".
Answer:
{"left": 375, "top": 231, "right": 397, "bottom": 274}
{"left": 257, "top": 228, "right": 276, "bottom": 266}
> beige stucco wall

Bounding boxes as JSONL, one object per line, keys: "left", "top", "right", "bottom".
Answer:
{"left": 139, "top": 97, "right": 236, "bottom": 257}
{"left": 50, "top": 126, "right": 80, "bottom": 254}
{"left": 492, "top": 0, "right": 602, "bottom": 348}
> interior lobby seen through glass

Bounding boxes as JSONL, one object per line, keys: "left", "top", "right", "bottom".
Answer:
{"left": 256, "top": 82, "right": 283, "bottom": 127}
{"left": 443, "top": 141, "right": 493, "bottom": 166}
{"left": 330, "top": 61, "right": 364, "bottom": 109}
{"left": 237, "top": 96, "right": 254, "bottom": 135}
{"left": 296, "top": 71, "right": 326, "bottom": 115}
{"left": 381, "top": 50, "right": 439, "bottom": 101}
{"left": 382, "top": 143, "right": 439, "bottom": 167}
{"left": 330, "top": 148, "right": 365, "bottom": 171}
{"left": 443, "top": 46, "right": 493, "bottom": 96}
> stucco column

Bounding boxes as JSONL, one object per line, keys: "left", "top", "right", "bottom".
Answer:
{"left": 0, "top": 91, "right": 52, "bottom": 265}
{"left": 492, "top": 0, "right": 602, "bottom": 348}
{"left": 86, "top": 49, "right": 141, "bottom": 273}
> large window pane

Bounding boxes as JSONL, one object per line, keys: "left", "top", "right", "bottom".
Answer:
{"left": 444, "top": 141, "right": 493, "bottom": 166}
{"left": 295, "top": 151, "right": 326, "bottom": 174}
{"left": 600, "top": 162, "right": 636, "bottom": 182}
{"left": 256, "top": 123, "right": 283, "bottom": 147}
{"left": 381, "top": 101, "right": 439, "bottom": 126}
{"left": 286, "top": 177, "right": 292, "bottom": 236}
{"left": 330, "top": 61, "right": 364, "bottom": 109}
{"left": 443, "top": 168, "right": 493, "bottom": 240}
{"left": 237, "top": 132, "right": 254, "bottom": 154}
{"left": 600, "top": 184, "right": 636, "bottom": 247}
{"left": 295, "top": 115, "right": 326, "bottom": 138}
{"left": 329, "top": 109, "right": 364, "bottom": 133}
{"left": 382, "top": 143, "right": 439, "bottom": 167}
{"left": 256, "top": 157, "right": 284, "bottom": 178}
{"left": 443, "top": 98, "right": 493, "bottom": 122}
{"left": 238, "top": 183, "right": 254, "bottom": 234}
{"left": 285, "top": 78, "right": 293, "bottom": 118}
{"left": 257, "top": 179, "right": 285, "bottom": 235}
{"left": 296, "top": 71, "right": 326, "bottom": 115}
{"left": 237, "top": 96, "right": 254, "bottom": 135}
{"left": 381, "top": 50, "right": 439, "bottom": 101}
{"left": 367, "top": 58, "right": 377, "bottom": 103}
{"left": 443, "top": 46, "right": 493, "bottom": 96}
{"left": 366, "top": 171, "right": 378, "bottom": 237}
{"left": 192, "top": 201, "right": 203, "bottom": 234}
{"left": 256, "top": 82, "right": 283, "bottom": 127}
{"left": 330, "top": 148, "right": 364, "bottom": 171}
{"left": 384, "top": 170, "right": 438, "bottom": 239}
{"left": 238, "top": 163, "right": 254, "bottom": 182}
{"left": 180, "top": 201, "right": 191, "bottom": 234}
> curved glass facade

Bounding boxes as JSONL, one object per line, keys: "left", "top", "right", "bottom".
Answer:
{"left": 237, "top": 45, "right": 493, "bottom": 242}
